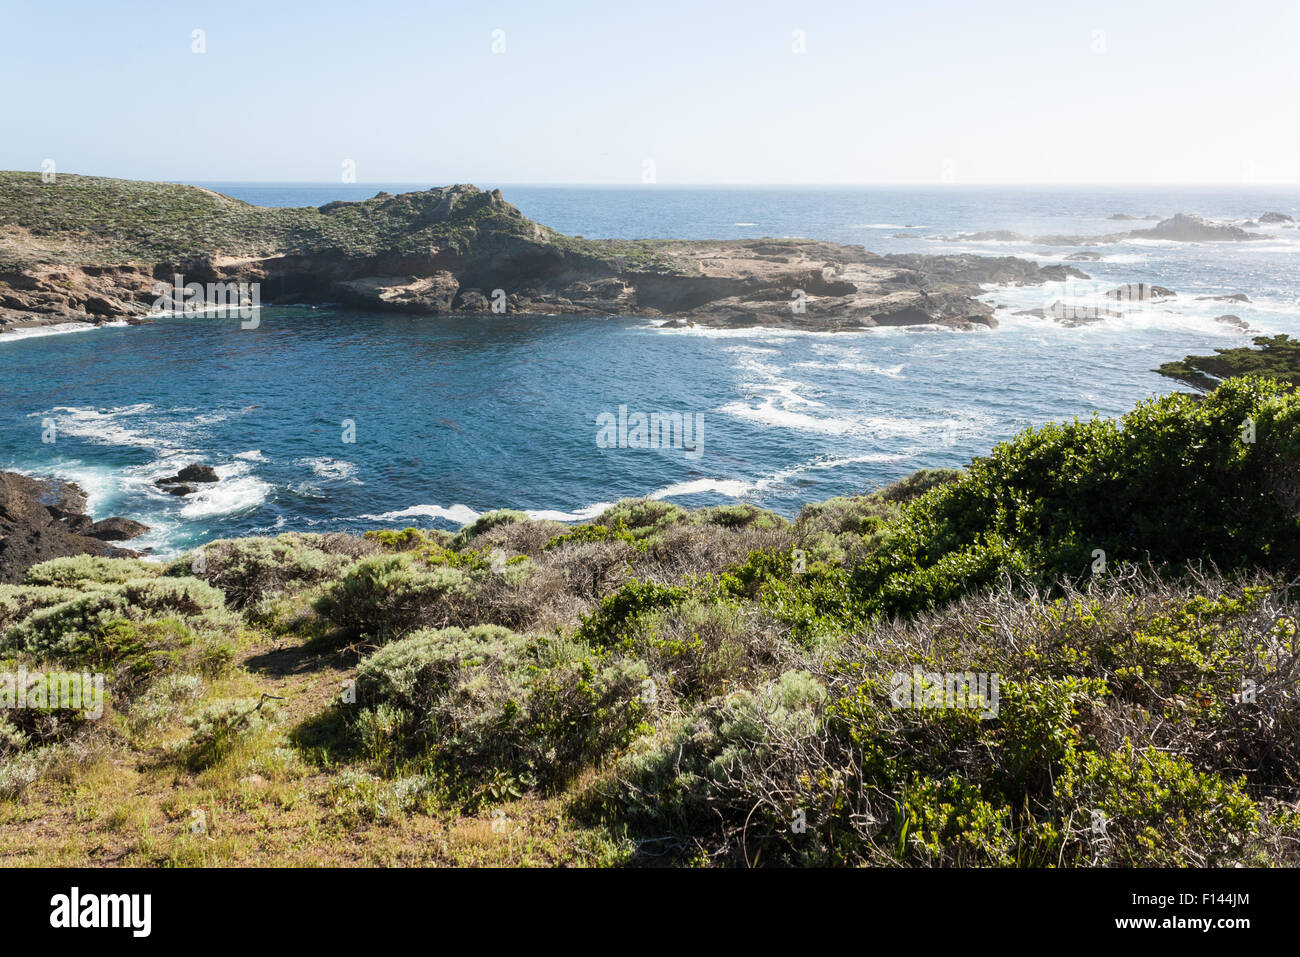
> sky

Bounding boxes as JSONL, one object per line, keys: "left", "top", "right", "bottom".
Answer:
{"left": 3, "top": 0, "right": 1300, "bottom": 185}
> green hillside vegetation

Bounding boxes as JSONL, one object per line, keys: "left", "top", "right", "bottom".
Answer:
{"left": 0, "top": 171, "right": 703, "bottom": 275}
{"left": 2, "top": 376, "right": 1299, "bottom": 866}
{"left": 1157, "top": 334, "right": 1300, "bottom": 391}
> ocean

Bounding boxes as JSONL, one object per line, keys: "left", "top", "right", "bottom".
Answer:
{"left": 4, "top": 184, "right": 1300, "bottom": 558}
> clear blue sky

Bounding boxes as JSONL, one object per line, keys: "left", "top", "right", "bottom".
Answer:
{"left": 3, "top": 0, "right": 1299, "bottom": 184}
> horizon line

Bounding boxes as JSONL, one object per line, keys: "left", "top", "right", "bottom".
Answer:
{"left": 178, "top": 180, "right": 1300, "bottom": 189}
{"left": 7, "top": 171, "right": 1299, "bottom": 189}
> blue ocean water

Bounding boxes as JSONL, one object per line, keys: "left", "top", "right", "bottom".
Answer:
{"left": 4, "top": 185, "right": 1300, "bottom": 558}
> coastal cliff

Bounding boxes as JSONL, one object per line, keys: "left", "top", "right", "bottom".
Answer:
{"left": 0, "top": 173, "right": 1081, "bottom": 333}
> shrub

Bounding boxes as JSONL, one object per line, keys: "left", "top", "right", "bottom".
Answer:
{"left": 693, "top": 504, "right": 787, "bottom": 531}
{"left": 575, "top": 579, "right": 689, "bottom": 648}
{"left": 635, "top": 597, "right": 787, "bottom": 700}
{"left": 593, "top": 499, "right": 687, "bottom": 537}
{"left": 1054, "top": 744, "right": 1258, "bottom": 866}
{"left": 588, "top": 670, "right": 827, "bottom": 861}
{"left": 853, "top": 376, "right": 1300, "bottom": 616}
{"left": 23, "top": 555, "right": 157, "bottom": 587}
{"left": 586, "top": 571, "right": 1294, "bottom": 866}
{"left": 2, "top": 577, "right": 236, "bottom": 670}
{"left": 354, "top": 625, "right": 647, "bottom": 793}
{"left": 313, "top": 553, "right": 470, "bottom": 641}
{"left": 185, "top": 696, "right": 280, "bottom": 770}
{"left": 168, "top": 533, "right": 360, "bottom": 608}
{"left": 0, "top": 585, "right": 82, "bottom": 634}
{"left": 365, "top": 527, "right": 453, "bottom": 552}
{"left": 0, "top": 752, "right": 39, "bottom": 801}
{"left": 450, "top": 510, "right": 528, "bottom": 549}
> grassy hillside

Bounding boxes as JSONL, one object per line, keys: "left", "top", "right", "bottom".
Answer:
{"left": 0, "top": 172, "right": 715, "bottom": 276}
{"left": 3, "top": 377, "right": 1299, "bottom": 866}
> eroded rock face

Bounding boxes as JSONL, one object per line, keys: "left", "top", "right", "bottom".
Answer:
{"left": 0, "top": 471, "right": 148, "bottom": 583}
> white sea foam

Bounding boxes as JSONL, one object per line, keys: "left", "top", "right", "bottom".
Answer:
{"left": 647, "top": 323, "right": 876, "bottom": 341}
{"left": 178, "top": 462, "right": 271, "bottom": 519}
{"left": 0, "top": 320, "right": 128, "bottom": 343}
{"left": 294, "top": 456, "right": 359, "bottom": 481}
{"left": 793, "top": 359, "right": 905, "bottom": 377}
{"left": 524, "top": 502, "right": 615, "bottom": 522}
{"left": 30, "top": 405, "right": 178, "bottom": 452}
{"left": 650, "top": 478, "right": 754, "bottom": 499}
{"left": 644, "top": 451, "right": 913, "bottom": 503}
{"left": 361, "top": 503, "right": 483, "bottom": 525}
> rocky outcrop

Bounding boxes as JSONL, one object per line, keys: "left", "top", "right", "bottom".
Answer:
{"left": 1260, "top": 212, "right": 1295, "bottom": 224}
{"left": 1104, "top": 283, "right": 1176, "bottom": 301}
{"left": 0, "top": 174, "right": 1086, "bottom": 334}
{"left": 0, "top": 470, "right": 148, "bottom": 583}
{"left": 1215, "top": 314, "right": 1252, "bottom": 332}
{"left": 1129, "top": 213, "right": 1260, "bottom": 243}
{"left": 154, "top": 463, "right": 219, "bottom": 496}
{"left": 918, "top": 212, "right": 1264, "bottom": 248}
{"left": 84, "top": 517, "right": 151, "bottom": 541}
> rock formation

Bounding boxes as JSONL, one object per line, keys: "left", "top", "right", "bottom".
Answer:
{"left": 0, "top": 173, "right": 1082, "bottom": 334}
{"left": 0, "top": 470, "right": 148, "bottom": 582}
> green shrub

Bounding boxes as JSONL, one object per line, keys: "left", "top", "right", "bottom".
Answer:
{"left": 23, "top": 555, "right": 157, "bottom": 587}
{"left": 313, "top": 553, "right": 470, "bottom": 641}
{"left": 635, "top": 597, "right": 784, "bottom": 700}
{"left": 693, "top": 504, "right": 787, "bottom": 531}
{"left": 354, "top": 625, "right": 647, "bottom": 794}
{"left": 2, "top": 577, "right": 236, "bottom": 667}
{"left": 853, "top": 376, "right": 1300, "bottom": 616}
{"left": 1054, "top": 743, "right": 1258, "bottom": 866}
{"left": 168, "top": 533, "right": 356, "bottom": 608}
{"left": 185, "top": 697, "right": 280, "bottom": 770}
{"left": 0, "top": 585, "right": 82, "bottom": 633}
{"left": 589, "top": 671, "right": 827, "bottom": 860}
{"left": 575, "top": 579, "right": 689, "bottom": 648}
{"left": 450, "top": 510, "right": 528, "bottom": 549}
{"left": 593, "top": 499, "right": 688, "bottom": 537}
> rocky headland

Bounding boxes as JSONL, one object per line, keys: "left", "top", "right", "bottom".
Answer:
{"left": 0, "top": 469, "right": 149, "bottom": 583}
{"left": 0, "top": 173, "right": 1083, "bottom": 334}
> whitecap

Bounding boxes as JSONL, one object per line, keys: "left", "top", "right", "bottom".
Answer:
{"left": 177, "top": 463, "right": 271, "bottom": 519}
{"left": 294, "top": 456, "right": 359, "bottom": 481}
{"left": 360, "top": 503, "right": 482, "bottom": 525}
